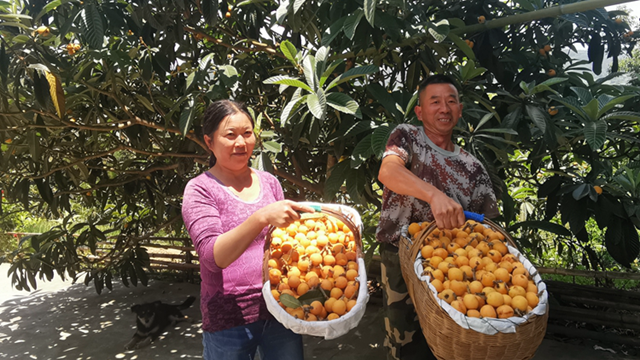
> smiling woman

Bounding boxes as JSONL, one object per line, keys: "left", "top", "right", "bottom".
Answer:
{"left": 181, "top": 99, "right": 316, "bottom": 360}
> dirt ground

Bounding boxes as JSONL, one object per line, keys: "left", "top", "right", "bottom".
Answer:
{"left": 0, "top": 264, "right": 637, "bottom": 360}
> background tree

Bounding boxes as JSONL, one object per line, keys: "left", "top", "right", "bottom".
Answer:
{"left": 0, "top": 0, "right": 639, "bottom": 292}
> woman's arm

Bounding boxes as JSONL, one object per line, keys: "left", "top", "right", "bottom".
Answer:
{"left": 213, "top": 200, "right": 314, "bottom": 268}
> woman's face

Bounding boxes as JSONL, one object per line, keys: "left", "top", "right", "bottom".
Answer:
{"left": 204, "top": 112, "right": 255, "bottom": 171}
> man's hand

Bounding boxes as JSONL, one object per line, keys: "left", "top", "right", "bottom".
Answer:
{"left": 429, "top": 191, "right": 465, "bottom": 230}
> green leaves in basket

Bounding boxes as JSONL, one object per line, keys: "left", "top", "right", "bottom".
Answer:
{"left": 280, "top": 293, "right": 302, "bottom": 309}
{"left": 297, "top": 289, "right": 326, "bottom": 305}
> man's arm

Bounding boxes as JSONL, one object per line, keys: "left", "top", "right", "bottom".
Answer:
{"left": 378, "top": 155, "right": 465, "bottom": 229}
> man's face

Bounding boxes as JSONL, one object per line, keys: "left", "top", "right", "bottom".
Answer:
{"left": 414, "top": 83, "right": 463, "bottom": 137}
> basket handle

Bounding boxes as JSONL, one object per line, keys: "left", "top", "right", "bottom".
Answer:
{"left": 463, "top": 211, "right": 485, "bottom": 223}
{"left": 298, "top": 204, "right": 322, "bottom": 214}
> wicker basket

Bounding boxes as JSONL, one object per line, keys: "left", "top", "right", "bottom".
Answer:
{"left": 261, "top": 203, "right": 369, "bottom": 339}
{"left": 398, "top": 219, "right": 548, "bottom": 360}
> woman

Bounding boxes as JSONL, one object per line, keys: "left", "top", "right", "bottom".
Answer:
{"left": 182, "top": 100, "right": 312, "bottom": 360}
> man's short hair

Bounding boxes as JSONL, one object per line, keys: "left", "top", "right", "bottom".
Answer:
{"left": 417, "top": 74, "right": 458, "bottom": 95}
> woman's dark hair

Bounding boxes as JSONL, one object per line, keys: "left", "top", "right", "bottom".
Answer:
{"left": 202, "top": 100, "right": 253, "bottom": 167}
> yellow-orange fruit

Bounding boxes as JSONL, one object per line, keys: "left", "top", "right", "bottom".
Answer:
{"left": 467, "top": 309, "right": 481, "bottom": 318}
{"left": 486, "top": 291, "right": 504, "bottom": 308}
{"left": 421, "top": 245, "right": 434, "bottom": 259}
{"left": 525, "top": 292, "right": 539, "bottom": 308}
{"left": 512, "top": 274, "right": 529, "bottom": 288}
{"left": 332, "top": 299, "right": 347, "bottom": 315}
{"left": 508, "top": 285, "right": 526, "bottom": 298}
{"left": 497, "top": 304, "right": 514, "bottom": 318}
{"left": 451, "top": 299, "right": 467, "bottom": 314}
{"left": 344, "top": 282, "right": 359, "bottom": 299}
{"left": 438, "top": 289, "right": 456, "bottom": 304}
{"left": 469, "top": 280, "right": 483, "bottom": 294}
{"left": 431, "top": 279, "right": 444, "bottom": 293}
{"left": 463, "top": 293, "right": 480, "bottom": 310}
{"left": 450, "top": 280, "right": 468, "bottom": 297}
{"left": 448, "top": 267, "right": 464, "bottom": 282}
{"left": 511, "top": 295, "right": 528, "bottom": 312}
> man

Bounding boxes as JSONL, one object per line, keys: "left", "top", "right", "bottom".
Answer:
{"left": 376, "top": 74, "right": 499, "bottom": 360}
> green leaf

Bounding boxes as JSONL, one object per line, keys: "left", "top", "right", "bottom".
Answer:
{"left": 275, "top": 0, "right": 289, "bottom": 23}
{"left": 371, "top": 124, "right": 393, "bottom": 158}
{"left": 262, "top": 140, "right": 282, "bottom": 153}
{"left": 326, "top": 65, "right": 379, "bottom": 91}
{"left": 427, "top": 19, "right": 449, "bottom": 43}
{"left": 293, "top": 0, "right": 305, "bottom": 14}
{"left": 363, "top": 0, "right": 376, "bottom": 26}
{"left": 448, "top": 33, "right": 475, "bottom": 60}
{"left": 307, "top": 88, "right": 326, "bottom": 120}
{"left": 319, "top": 59, "right": 344, "bottom": 87}
{"left": 570, "top": 87, "right": 593, "bottom": 104}
{"left": 280, "top": 293, "right": 302, "bottom": 309}
{"left": 343, "top": 9, "right": 364, "bottom": 40}
{"left": 324, "top": 160, "right": 350, "bottom": 201}
{"left": 536, "top": 77, "right": 568, "bottom": 88}
{"left": 201, "top": 0, "right": 218, "bottom": 25}
{"left": 583, "top": 119, "right": 607, "bottom": 150}
{"left": 510, "top": 220, "right": 572, "bottom": 236}
{"left": 346, "top": 168, "right": 366, "bottom": 203}
{"left": 186, "top": 71, "right": 198, "bottom": 92}
{"left": 297, "top": 289, "right": 326, "bottom": 304}
{"left": 605, "top": 217, "right": 640, "bottom": 268}
{"left": 135, "top": 94, "right": 154, "bottom": 112}
{"left": 179, "top": 99, "right": 195, "bottom": 135}
{"left": 475, "top": 112, "right": 494, "bottom": 130}
{"left": 80, "top": 2, "right": 104, "bottom": 49}
{"left": 525, "top": 105, "right": 546, "bottom": 133}
{"left": 316, "top": 46, "right": 329, "bottom": 64}
{"left": 302, "top": 55, "right": 317, "bottom": 91}
{"left": 479, "top": 128, "right": 519, "bottom": 136}
{"left": 572, "top": 183, "right": 591, "bottom": 200}
{"left": 280, "top": 90, "right": 306, "bottom": 125}
{"left": 321, "top": 16, "right": 346, "bottom": 46}
{"left": 280, "top": 40, "right": 298, "bottom": 66}
{"left": 367, "top": 83, "right": 401, "bottom": 119}
{"left": 326, "top": 92, "right": 359, "bottom": 116}
{"left": 549, "top": 95, "right": 588, "bottom": 120}
{"left": 600, "top": 111, "right": 640, "bottom": 122}
{"left": 351, "top": 134, "right": 373, "bottom": 168}
{"left": 35, "top": 0, "right": 75, "bottom": 21}
{"left": 263, "top": 76, "right": 313, "bottom": 92}
{"left": 583, "top": 98, "right": 599, "bottom": 121}
{"left": 596, "top": 94, "right": 635, "bottom": 117}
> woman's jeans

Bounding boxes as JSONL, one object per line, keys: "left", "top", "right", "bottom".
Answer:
{"left": 203, "top": 319, "right": 304, "bottom": 360}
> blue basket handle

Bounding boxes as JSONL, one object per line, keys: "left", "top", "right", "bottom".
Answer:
{"left": 464, "top": 211, "right": 485, "bottom": 223}
{"left": 298, "top": 204, "right": 322, "bottom": 214}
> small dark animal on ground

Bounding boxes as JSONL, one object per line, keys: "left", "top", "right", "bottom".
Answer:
{"left": 124, "top": 295, "right": 196, "bottom": 350}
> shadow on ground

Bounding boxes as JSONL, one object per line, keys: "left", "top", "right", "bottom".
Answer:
{"left": 0, "top": 270, "right": 635, "bottom": 360}
{"left": 0, "top": 279, "right": 203, "bottom": 360}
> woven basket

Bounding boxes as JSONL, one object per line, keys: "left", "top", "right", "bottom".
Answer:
{"left": 261, "top": 203, "right": 369, "bottom": 339}
{"left": 398, "top": 219, "right": 548, "bottom": 360}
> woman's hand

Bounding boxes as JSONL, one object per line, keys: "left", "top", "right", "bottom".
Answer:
{"left": 257, "top": 200, "right": 317, "bottom": 228}
{"left": 429, "top": 191, "right": 465, "bottom": 230}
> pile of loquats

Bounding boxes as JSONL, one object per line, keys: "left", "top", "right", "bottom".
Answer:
{"left": 266, "top": 215, "right": 361, "bottom": 322}
{"left": 410, "top": 220, "right": 543, "bottom": 320}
